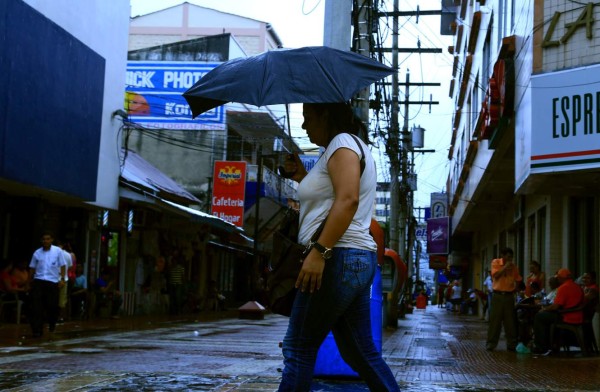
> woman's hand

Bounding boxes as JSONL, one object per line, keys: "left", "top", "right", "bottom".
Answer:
{"left": 281, "top": 153, "right": 307, "bottom": 182}
{"left": 295, "top": 249, "right": 325, "bottom": 293}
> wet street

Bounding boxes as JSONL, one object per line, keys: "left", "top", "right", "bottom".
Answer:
{"left": 0, "top": 306, "right": 599, "bottom": 391}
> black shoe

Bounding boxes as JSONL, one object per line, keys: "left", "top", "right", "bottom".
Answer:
{"left": 56, "top": 318, "right": 65, "bottom": 325}
{"left": 486, "top": 346, "right": 495, "bottom": 351}
{"left": 32, "top": 332, "right": 42, "bottom": 338}
{"left": 507, "top": 347, "right": 516, "bottom": 352}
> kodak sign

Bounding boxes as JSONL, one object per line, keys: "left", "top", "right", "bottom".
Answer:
{"left": 211, "top": 161, "right": 246, "bottom": 227}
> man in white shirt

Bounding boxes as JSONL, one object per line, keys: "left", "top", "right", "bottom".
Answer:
{"left": 29, "top": 232, "right": 67, "bottom": 338}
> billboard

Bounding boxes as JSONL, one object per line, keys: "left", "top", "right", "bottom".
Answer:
{"left": 211, "top": 161, "right": 247, "bottom": 227}
{"left": 125, "top": 61, "right": 225, "bottom": 130}
{"left": 531, "top": 64, "right": 600, "bottom": 173}
{"left": 427, "top": 217, "right": 449, "bottom": 255}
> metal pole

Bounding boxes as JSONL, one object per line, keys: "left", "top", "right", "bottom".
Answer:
{"left": 400, "top": 70, "right": 410, "bottom": 268}
{"left": 252, "top": 145, "right": 263, "bottom": 299}
{"left": 389, "top": 0, "right": 400, "bottom": 253}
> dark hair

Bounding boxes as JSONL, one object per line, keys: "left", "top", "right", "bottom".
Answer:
{"left": 530, "top": 261, "right": 540, "bottom": 269}
{"left": 585, "top": 271, "right": 597, "bottom": 281}
{"left": 500, "top": 247, "right": 514, "bottom": 257}
{"left": 305, "top": 102, "right": 365, "bottom": 141}
{"left": 548, "top": 276, "right": 560, "bottom": 289}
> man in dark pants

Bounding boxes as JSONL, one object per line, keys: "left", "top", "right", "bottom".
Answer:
{"left": 532, "top": 268, "right": 583, "bottom": 354}
{"left": 28, "top": 232, "right": 67, "bottom": 338}
{"left": 486, "top": 247, "right": 522, "bottom": 351}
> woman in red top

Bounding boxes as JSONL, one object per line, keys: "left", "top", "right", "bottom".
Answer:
{"left": 525, "top": 261, "right": 545, "bottom": 297}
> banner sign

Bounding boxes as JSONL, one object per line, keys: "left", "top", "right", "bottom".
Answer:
{"left": 429, "top": 255, "right": 448, "bottom": 270}
{"left": 415, "top": 223, "right": 428, "bottom": 241}
{"left": 427, "top": 217, "right": 449, "bottom": 255}
{"left": 125, "top": 61, "right": 224, "bottom": 130}
{"left": 531, "top": 63, "right": 600, "bottom": 173}
{"left": 211, "top": 161, "right": 247, "bottom": 227}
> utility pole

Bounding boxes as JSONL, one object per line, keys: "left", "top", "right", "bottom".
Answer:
{"left": 352, "top": 0, "right": 373, "bottom": 133}
{"left": 388, "top": 0, "right": 400, "bottom": 254}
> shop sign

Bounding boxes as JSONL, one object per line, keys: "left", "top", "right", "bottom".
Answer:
{"left": 125, "top": 61, "right": 224, "bottom": 130}
{"left": 427, "top": 217, "right": 449, "bottom": 255}
{"left": 542, "top": 3, "right": 594, "bottom": 48}
{"left": 480, "top": 59, "right": 514, "bottom": 139}
{"left": 429, "top": 255, "right": 448, "bottom": 270}
{"left": 531, "top": 63, "right": 600, "bottom": 173}
{"left": 430, "top": 192, "right": 448, "bottom": 218}
{"left": 211, "top": 161, "right": 247, "bottom": 227}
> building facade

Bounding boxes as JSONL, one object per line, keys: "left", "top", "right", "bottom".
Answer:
{"left": 0, "top": 0, "right": 129, "bottom": 271}
{"left": 446, "top": 0, "right": 600, "bottom": 336}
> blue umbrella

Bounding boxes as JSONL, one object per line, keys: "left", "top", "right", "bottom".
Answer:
{"left": 183, "top": 46, "right": 394, "bottom": 118}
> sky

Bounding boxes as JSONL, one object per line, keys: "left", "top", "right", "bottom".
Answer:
{"left": 129, "top": 0, "right": 454, "bottom": 210}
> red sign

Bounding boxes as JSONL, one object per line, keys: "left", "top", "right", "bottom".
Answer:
{"left": 211, "top": 161, "right": 247, "bottom": 227}
{"left": 479, "top": 58, "right": 514, "bottom": 140}
{"left": 429, "top": 255, "right": 448, "bottom": 270}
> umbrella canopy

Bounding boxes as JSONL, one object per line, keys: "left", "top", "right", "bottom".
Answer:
{"left": 183, "top": 46, "right": 394, "bottom": 118}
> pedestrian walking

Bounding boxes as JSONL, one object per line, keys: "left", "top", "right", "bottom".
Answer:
{"left": 28, "top": 232, "right": 67, "bottom": 337}
{"left": 486, "top": 247, "right": 522, "bottom": 352}
{"left": 277, "top": 103, "right": 400, "bottom": 392}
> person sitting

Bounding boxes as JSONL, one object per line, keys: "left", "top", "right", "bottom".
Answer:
{"left": 70, "top": 264, "right": 88, "bottom": 319}
{"left": 532, "top": 268, "right": 584, "bottom": 354}
{"left": 0, "top": 260, "right": 29, "bottom": 323}
{"left": 580, "top": 271, "right": 599, "bottom": 319}
{"left": 94, "top": 269, "right": 122, "bottom": 319}
{"left": 544, "top": 276, "right": 560, "bottom": 304}
{"left": 460, "top": 289, "right": 478, "bottom": 315}
{"left": 525, "top": 261, "right": 545, "bottom": 298}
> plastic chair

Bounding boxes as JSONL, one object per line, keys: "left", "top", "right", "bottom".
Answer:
{"left": 550, "top": 304, "right": 592, "bottom": 354}
{"left": 551, "top": 321, "right": 587, "bottom": 354}
{"left": 0, "top": 292, "right": 23, "bottom": 324}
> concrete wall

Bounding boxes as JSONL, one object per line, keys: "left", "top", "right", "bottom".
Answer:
{"left": 24, "top": 0, "right": 130, "bottom": 210}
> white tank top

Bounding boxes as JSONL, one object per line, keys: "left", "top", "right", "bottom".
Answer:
{"left": 297, "top": 133, "right": 377, "bottom": 251}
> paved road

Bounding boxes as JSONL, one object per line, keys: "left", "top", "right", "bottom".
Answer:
{"left": 0, "top": 307, "right": 599, "bottom": 391}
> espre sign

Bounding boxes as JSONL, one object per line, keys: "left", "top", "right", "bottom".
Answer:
{"left": 551, "top": 92, "right": 600, "bottom": 138}
{"left": 543, "top": 3, "right": 595, "bottom": 48}
{"left": 530, "top": 64, "right": 600, "bottom": 173}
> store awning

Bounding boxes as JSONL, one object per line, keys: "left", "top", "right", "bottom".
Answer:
{"left": 119, "top": 148, "right": 252, "bottom": 245}
{"left": 120, "top": 148, "right": 200, "bottom": 205}
{"left": 160, "top": 198, "right": 251, "bottom": 241}
{"left": 227, "top": 111, "right": 303, "bottom": 154}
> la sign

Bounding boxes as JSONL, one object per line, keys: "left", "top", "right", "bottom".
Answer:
{"left": 543, "top": 3, "right": 594, "bottom": 48}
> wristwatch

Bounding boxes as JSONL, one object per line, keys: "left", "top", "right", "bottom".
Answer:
{"left": 312, "top": 242, "right": 333, "bottom": 260}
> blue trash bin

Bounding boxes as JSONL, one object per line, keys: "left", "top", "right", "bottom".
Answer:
{"left": 313, "top": 265, "right": 383, "bottom": 377}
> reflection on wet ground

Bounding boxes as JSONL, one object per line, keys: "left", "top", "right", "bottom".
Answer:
{"left": 0, "top": 308, "right": 599, "bottom": 391}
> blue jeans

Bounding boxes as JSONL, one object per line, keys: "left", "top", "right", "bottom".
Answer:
{"left": 278, "top": 248, "right": 400, "bottom": 392}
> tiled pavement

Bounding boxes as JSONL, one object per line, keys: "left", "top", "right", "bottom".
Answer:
{"left": 0, "top": 306, "right": 599, "bottom": 391}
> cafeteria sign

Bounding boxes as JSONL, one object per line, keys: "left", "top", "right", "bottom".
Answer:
{"left": 211, "top": 161, "right": 247, "bottom": 227}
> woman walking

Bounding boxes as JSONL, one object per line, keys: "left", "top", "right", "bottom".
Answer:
{"left": 277, "top": 102, "right": 399, "bottom": 392}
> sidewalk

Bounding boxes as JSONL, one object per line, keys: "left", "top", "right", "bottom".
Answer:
{"left": 387, "top": 305, "right": 600, "bottom": 390}
{"left": 0, "top": 305, "right": 599, "bottom": 391}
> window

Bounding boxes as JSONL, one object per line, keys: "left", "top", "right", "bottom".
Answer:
{"left": 568, "top": 197, "right": 596, "bottom": 277}
{"left": 537, "top": 207, "right": 546, "bottom": 266}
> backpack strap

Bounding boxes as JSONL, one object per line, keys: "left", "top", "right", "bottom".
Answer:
{"left": 348, "top": 134, "right": 366, "bottom": 176}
